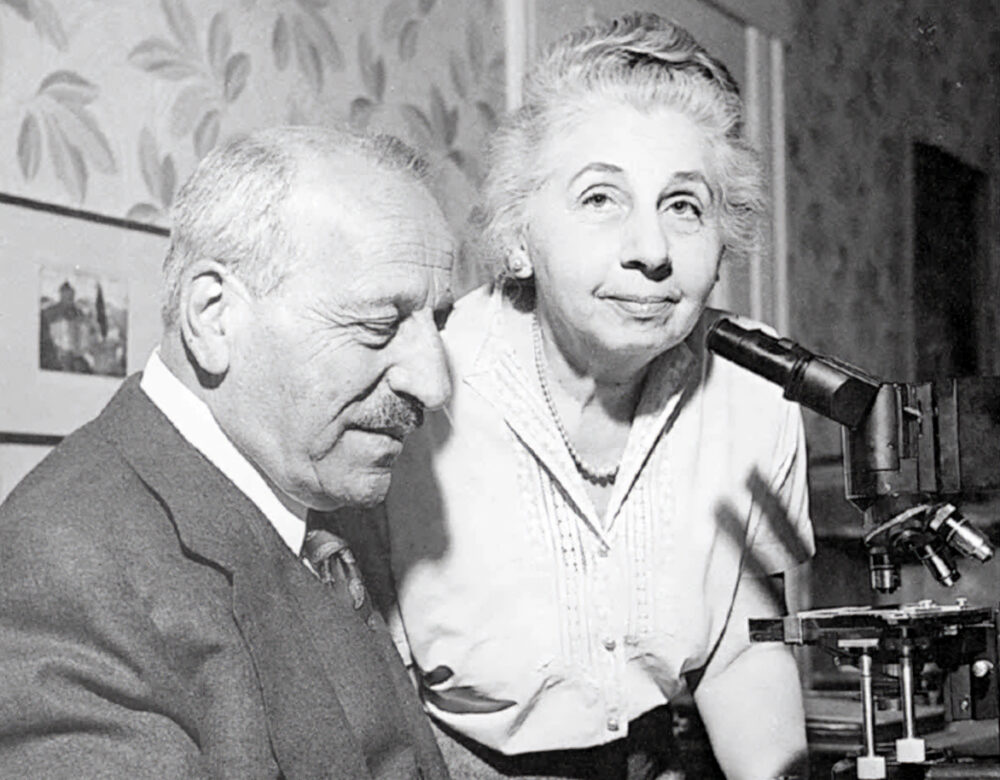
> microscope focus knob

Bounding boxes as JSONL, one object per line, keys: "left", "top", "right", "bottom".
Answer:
{"left": 972, "top": 659, "right": 994, "bottom": 678}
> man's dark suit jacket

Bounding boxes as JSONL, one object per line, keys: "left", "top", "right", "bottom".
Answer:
{"left": 0, "top": 376, "right": 448, "bottom": 779}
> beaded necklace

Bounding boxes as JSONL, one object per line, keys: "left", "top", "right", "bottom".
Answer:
{"left": 531, "top": 316, "right": 619, "bottom": 485}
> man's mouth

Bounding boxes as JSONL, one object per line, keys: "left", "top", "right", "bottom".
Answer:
{"left": 357, "top": 425, "right": 412, "bottom": 443}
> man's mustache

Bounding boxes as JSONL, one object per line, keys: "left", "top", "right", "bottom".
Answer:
{"left": 352, "top": 390, "right": 424, "bottom": 440}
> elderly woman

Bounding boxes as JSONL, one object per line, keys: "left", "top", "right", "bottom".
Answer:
{"left": 347, "top": 12, "right": 814, "bottom": 780}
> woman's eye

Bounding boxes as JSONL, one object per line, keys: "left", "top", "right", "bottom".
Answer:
{"left": 580, "top": 189, "right": 616, "bottom": 210}
{"left": 664, "top": 199, "right": 702, "bottom": 219}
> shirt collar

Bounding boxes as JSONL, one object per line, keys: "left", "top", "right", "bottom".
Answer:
{"left": 139, "top": 349, "right": 307, "bottom": 556}
{"left": 461, "top": 289, "right": 696, "bottom": 531}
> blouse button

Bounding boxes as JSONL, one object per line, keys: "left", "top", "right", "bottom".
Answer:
{"left": 607, "top": 717, "right": 620, "bottom": 732}
{"left": 602, "top": 637, "right": 617, "bottom": 652}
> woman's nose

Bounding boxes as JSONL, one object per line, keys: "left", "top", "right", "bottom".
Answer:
{"left": 620, "top": 206, "right": 671, "bottom": 281}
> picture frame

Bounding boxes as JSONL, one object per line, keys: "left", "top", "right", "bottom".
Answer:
{"left": 0, "top": 193, "right": 169, "bottom": 440}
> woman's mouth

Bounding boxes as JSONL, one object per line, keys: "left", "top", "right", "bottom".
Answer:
{"left": 601, "top": 294, "right": 679, "bottom": 318}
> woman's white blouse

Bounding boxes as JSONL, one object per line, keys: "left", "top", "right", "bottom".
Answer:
{"left": 377, "top": 286, "right": 814, "bottom": 755}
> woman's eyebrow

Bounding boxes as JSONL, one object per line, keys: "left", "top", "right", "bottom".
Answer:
{"left": 664, "top": 171, "right": 716, "bottom": 201}
{"left": 569, "top": 161, "right": 624, "bottom": 187}
{"left": 666, "top": 171, "right": 711, "bottom": 190}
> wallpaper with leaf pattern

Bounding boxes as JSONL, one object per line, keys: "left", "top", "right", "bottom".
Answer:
{"left": 784, "top": 0, "right": 1000, "bottom": 456}
{"left": 0, "top": 0, "right": 504, "bottom": 277}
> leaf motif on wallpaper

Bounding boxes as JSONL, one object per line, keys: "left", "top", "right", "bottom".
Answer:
{"left": 349, "top": 97, "right": 375, "bottom": 130}
{"left": 169, "top": 83, "right": 214, "bottom": 136}
{"left": 400, "top": 103, "right": 434, "bottom": 148}
{"left": 475, "top": 100, "right": 498, "bottom": 132}
{"left": 449, "top": 51, "right": 468, "bottom": 100}
{"left": 126, "top": 203, "right": 162, "bottom": 221}
{"left": 17, "top": 112, "right": 42, "bottom": 178}
{"left": 208, "top": 12, "right": 232, "bottom": 79}
{"left": 194, "top": 110, "right": 220, "bottom": 159}
{"left": 272, "top": 14, "right": 291, "bottom": 70}
{"left": 224, "top": 53, "right": 250, "bottom": 102}
{"left": 127, "top": 126, "right": 176, "bottom": 221}
{"left": 282, "top": 2, "right": 343, "bottom": 93}
{"left": 446, "top": 148, "right": 465, "bottom": 169}
{"left": 398, "top": 19, "right": 419, "bottom": 62}
{"left": 466, "top": 18, "right": 483, "bottom": 82}
{"left": 129, "top": 3, "right": 250, "bottom": 157}
{"left": 487, "top": 51, "right": 505, "bottom": 86}
{"left": 380, "top": 0, "right": 409, "bottom": 44}
{"left": 291, "top": 14, "right": 322, "bottom": 92}
{"left": 299, "top": 5, "right": 343, "bottom": 71}
{"left": 41, "top": 113, "right": 85, "bottom": 201}
{"left": 429, "top": 85, "right": 458, "bottom": 147}
{"left": 139, "top": 127, "right": 176, "bottom": 207}
{"left": 16, "top": 71, "right": 117, "bottom": 201}
{"left": 161, "top": 0, "right": 197, "bottom": 53}
{"left": 357, "top": 32, "right": 386, "bottom": 103}
{"left": 0, "top": 0, "right": 67, "bottom": 50}
{"left": 44, "top": 100, "right": 115, "bottom": 175}
{"left": 128, "top": 38, "right": 201, "bottom": 80}
{"left": 37, "top": 69, "right": 98, "bottom": 104}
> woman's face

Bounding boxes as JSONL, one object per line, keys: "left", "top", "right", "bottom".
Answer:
{"left": 524, "top": 99, "right": 723, "bottom": 370}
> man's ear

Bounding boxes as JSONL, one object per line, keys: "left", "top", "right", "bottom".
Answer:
{"left": 178, "top": 260, "right": 242, "bottom": 378}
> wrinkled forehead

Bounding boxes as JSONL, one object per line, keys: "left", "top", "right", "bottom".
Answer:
{"left": 285, "top": 161, "right": 455, "bottom": 309}
{"left": 294, "top": 162, "right": 454, "bottom": 264}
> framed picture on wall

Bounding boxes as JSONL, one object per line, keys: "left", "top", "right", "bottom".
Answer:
{"left": 0, "top": 194, "right": 169, "bottom": 439}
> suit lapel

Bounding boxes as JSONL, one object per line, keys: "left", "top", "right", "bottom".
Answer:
{"left": 100, "top": 378, "right": 372, "bottom": 778}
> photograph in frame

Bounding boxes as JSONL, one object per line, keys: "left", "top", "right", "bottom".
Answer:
{"left": 0, "top": 195, "right": 168, "bottom": 438}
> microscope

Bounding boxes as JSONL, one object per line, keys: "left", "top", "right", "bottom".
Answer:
{"left": 706, "top": 319, "right": 999, "bottom": 780}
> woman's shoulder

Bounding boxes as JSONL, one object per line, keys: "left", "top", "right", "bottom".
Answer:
{"left": 443, "top": 285, "right": 496, "bottom": 333}
{"left": 439, "top": 284, "right": 505, "bottom": 371}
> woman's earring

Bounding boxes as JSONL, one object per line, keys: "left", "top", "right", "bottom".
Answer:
{"left": 509, "top": 248, "right": 532, "bottom": 279}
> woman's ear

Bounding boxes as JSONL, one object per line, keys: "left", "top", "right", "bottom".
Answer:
{"left": 178, "top": 260, "right": 239, "bottom": 378}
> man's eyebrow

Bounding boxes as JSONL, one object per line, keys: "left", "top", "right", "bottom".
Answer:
{"left": 569, "top": 162, "right": 624, "bottom": 187}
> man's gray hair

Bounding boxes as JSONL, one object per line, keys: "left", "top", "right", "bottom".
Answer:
{"left": 478, "top": 12, "right": 767, "bottom": 282}
{"left": 161, "top": 125, "right": 428, "bottom": 327}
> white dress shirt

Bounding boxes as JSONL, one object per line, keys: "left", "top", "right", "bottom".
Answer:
{"left": 139, "top": 350, "right": 307, "bottom": 556}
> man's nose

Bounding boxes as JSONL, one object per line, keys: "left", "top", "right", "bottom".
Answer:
{"left": 620, "top": 206, "right": 671, "bottom": 281}
{"left": 386, "top": 312, "right": 452, "bottom": 412}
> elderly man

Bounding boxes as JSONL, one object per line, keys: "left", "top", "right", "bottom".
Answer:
{"left": 0, "top": 126, "right": 454, "bottom": 778}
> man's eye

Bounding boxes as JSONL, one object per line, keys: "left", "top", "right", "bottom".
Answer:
{"left": 359, "top": 321, "right": 400, "bottom": 343}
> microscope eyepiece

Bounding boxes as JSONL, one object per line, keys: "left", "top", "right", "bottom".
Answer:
{"left": 706, "top": 318, "right": 882, "bottom": 429}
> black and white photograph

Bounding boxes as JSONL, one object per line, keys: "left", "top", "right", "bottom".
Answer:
{"left": 0, "top": 3, "right": 997, "bottom": 779}
{"left": 39, "top": 266, "right": 128, "bottom": 377}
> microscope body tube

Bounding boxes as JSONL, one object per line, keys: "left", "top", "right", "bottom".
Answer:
{"left": 705, "top": 319, "right": 881, "bottom": 429}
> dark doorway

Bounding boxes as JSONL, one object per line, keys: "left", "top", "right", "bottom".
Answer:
{"left": 912, "top": 142, "right": 986, "bottom": 380}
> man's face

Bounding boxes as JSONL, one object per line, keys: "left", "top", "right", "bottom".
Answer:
{"left": 221, "top": 163, "right": 454, "bottom": 511}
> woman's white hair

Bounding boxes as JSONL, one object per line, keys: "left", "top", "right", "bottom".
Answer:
{"left": 477, "top": 12, "right": 766, "bottom": 285}
{"left": 161, "top": 125, "right": 427, "bottom": 327}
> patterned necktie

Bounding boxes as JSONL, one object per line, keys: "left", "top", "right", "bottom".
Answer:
{"left": 301, "top": 526, "right": 369, "bottom": 613}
